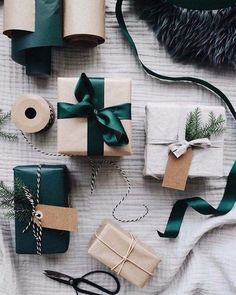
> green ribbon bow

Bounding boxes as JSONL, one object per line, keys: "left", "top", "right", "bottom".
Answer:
{"left": 158, "top": 161, "right": 236, "bottom": 238}
{"left": 58, "top": 73, "right": 131, "bottom": 156}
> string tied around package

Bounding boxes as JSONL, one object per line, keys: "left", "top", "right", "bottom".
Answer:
{"left": 169, "top": 138, "right": 212, "bottom": 158}
{"left": 22, "top": 165, "right": 43, "bottom": 255}
{"left": 95, "top": 233, "right": 153, "bottom": 276}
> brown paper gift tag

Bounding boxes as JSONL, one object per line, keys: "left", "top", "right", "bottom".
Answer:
{"left": 35, "top": 204, "right": 78, "bottom": 232}
{"left": 162, "top": 148, "right": 193, "bottom": 191}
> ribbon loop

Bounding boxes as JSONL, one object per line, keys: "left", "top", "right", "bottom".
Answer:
{"left": 169, "top": 138, "right": 212, "bottom": 158}
{"left": 158, "top": 161, "right": 236, "bottom": 238}
{"left": 58, "top": 73, "right": 131, "bottom": 148}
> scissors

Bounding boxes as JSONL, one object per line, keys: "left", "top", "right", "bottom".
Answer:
{"left": 44, "top": 270, "right": 121, "bottom": 295}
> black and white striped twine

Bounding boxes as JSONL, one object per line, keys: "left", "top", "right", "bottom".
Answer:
{"left": 22, "top": 165, "right": 43, "bottom": 255}
{"left": 20, "top": 131, "right": 149, "bottom": 223}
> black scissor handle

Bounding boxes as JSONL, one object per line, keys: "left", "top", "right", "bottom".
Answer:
{"left": 73, "top": 270, "right": 120, "bottom": 295}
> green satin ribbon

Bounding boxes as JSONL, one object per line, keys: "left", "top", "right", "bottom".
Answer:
{"left": 58, "top": 73, "right": 131, "bottom": 156}
{"left": 116, "top": 0, "right": 236, "bottom": 238}
{"left": 166, "top": 0, "right": 236, "bottom": 10}
{"left": 158, "top": 162, "right": 236, "bottom": 238}
{"left": 12, "top": 0, "right": 63, "bottom": 76}
{"left": 116, "top": 0, "right": 236, "bottom": 121}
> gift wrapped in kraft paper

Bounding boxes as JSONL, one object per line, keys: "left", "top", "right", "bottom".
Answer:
{"left": 14, "top": 165, "right": 78, "bottom": 255}
{"left": 57, "top": 73, "right": 132, "bottom": 156}
{"left": 144, "top": 103, "right": 226, "bottom": 179}
{"left": 88, "top": 221, "right": 161, "bottom": 288}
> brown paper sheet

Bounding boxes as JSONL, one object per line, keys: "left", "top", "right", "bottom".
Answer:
{"left": 162, "top": 148, "right": 193, "bottom": 191}
{"left": 57, "top": 77, "right": 132, "bottom": 156}
{"left": 88, "top": 221, "right": 161, "bottom": 288}
{"left": 3, "top": 0, "right": 35, "bottom": 37}
{"left": 36, "top": 204, "right": 78, "bottom": 232}
{"left": 63, "top": 0, "right": 105, "bottom": 47}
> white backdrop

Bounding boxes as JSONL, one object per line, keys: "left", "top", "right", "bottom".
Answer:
{"left": 0, "top": 1, "right": 236, "bottom": 294}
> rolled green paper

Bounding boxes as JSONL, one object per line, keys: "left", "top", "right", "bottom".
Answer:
{"left": 14, "top": 165, "right": 70, "bottom": 254}
{"left": 5, "top": 0, "right": 63, "bottom": 76}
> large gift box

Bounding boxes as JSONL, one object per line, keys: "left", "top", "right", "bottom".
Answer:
{"left": 57, "top": 73, "right": 132, "bottom": 156}
{"left": 144, "top": 103, "right": 226, "bottom": 179}
{"left": 14, "top": 165, "right": 70, "bottom": 254}
{"left": 88, "top": 221, "right": 161, "bottom": 288}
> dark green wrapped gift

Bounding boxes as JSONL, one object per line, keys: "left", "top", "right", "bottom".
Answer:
{"left": 13, "top": 165, "right": 70, "bottom": 254}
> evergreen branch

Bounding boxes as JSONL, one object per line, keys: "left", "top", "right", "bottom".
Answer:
{"left": 185, "top": 108, "right": 226, "bottom": 141}
{"left": 0, "top": 131, "right": 18, "bottom": 141}
{"left": 0, "top": 110, "right": 18, "bottom": 141}
{"left": 0, "top": 179, "right": 36, "bottom": 222}
{"left": 0, "top": 111, "right": 11, "bottom": 125}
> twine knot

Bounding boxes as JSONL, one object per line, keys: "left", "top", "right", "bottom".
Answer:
{"left": 169, "top": 138, "right": 211, "bottom": 158}
{"left": 95, "top": 232, "right": 153, "bottom": 277}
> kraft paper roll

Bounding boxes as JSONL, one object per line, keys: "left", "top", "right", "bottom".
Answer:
{"left": 3, "top": 0, "right": 35, "bottom": 37}
{"left": 3, "top": 0, "right": 63, "bottom": 77}
{"left": 63, "top": 0, "right": 105, "bottom": 47}
{"left": 11, "top": 94, "right": 55, "bottom": 133}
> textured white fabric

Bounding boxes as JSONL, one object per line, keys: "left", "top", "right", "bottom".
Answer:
{"left": 0, "top": 1, "right": 236, "bottom": 295}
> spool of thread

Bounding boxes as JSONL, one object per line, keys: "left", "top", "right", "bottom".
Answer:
{"left": 11, "top": 94, "right": 55, "bottom": 133}
{"left": 63, "top": 0, "right": 105, "bottom": 48}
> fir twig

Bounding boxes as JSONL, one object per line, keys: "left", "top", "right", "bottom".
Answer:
{"left": 185, "top": 108, "right": 226, "bottom": 141}
{"left": 0, "top": 110, "right": 18, "bottom": 141}
{"left": 0, "top": 179, "right": 36, "bottom": 222}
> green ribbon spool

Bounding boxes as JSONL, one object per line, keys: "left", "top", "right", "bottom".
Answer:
{"left": 12, "top": 0, "right": 63, "bottom": 76}
{"left": 116, "top": 0, "right": 236, "bottom": 238}
{"left": 57, "top": 73, "right": 131, "bottom": 156}
{"left": 166, "top": 0, "right": 236, "bottom": 10}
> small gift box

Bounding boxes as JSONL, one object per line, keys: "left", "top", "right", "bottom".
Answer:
{"left": 57, "top": 73, "right": 132, "bottom": 156}
{"left": 144, "top": 103, "right": 226, "bottom": 189}
{"left": 14, "top": 165, "right": 77, "bottom": 255}
{"left": 88, "top": 221, "right": 161, "bottom": 288}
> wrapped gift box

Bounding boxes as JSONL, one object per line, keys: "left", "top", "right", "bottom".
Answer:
{"left": 57, "top": 75, "right": 132, "bottom": 156}
{"left": 88, "top": 221, "right": 161, "bottom": 288}
{"left": 14, "top": 165, "right": 70, "bottom": 254}
{"left": 144, "top": 103, "right": 226, "bottom": 178}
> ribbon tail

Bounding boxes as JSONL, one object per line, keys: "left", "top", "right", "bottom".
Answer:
{"left": 158, "top": 161, "right": 236, "bottom": 238}
{"left": 97, "top": 109, "right": 130, "bottom": 147}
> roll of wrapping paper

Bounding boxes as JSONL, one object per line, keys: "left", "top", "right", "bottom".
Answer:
{"left": 11, "top": 94, "right": 55, "bottom": 133}
{"left": 63, "top": 0, "right": 105, "bottom": 48}
{"left": 3, "top": 0, "right": 63, "bottom": 76}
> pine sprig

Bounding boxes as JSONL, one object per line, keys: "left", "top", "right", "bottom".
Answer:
{"left": 0, "top": 110, "right": 18, "bottom": 141}
{"left": 0, "top": 179, "right": 36, "bottom": 222}
{"left": 185, "top": 108, "right": 226, "bottom": 141}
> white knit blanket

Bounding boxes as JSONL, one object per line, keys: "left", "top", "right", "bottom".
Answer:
{"left": 0, "top": 1, "right": 236, "bottom": 294}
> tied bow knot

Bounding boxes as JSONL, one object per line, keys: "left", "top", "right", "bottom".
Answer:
{"left": 57, "top": 73, "right": 131, "bottom": 147}
{"left": 169, "top": 138, "right": 212, "bottom": 158}
{"left": 22, "top": 186, "right": 43, "bottom": 255}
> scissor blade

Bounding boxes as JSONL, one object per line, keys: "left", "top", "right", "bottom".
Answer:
{"left": 44, "top": 270, "right": 73, "bottom": 285}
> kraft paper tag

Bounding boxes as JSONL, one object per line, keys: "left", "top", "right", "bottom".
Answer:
{"left": 35, "top": 204, "right": 78, "bottom": 232}
{"left": 162, "top": 148, "right": 193, "bottom": 191}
